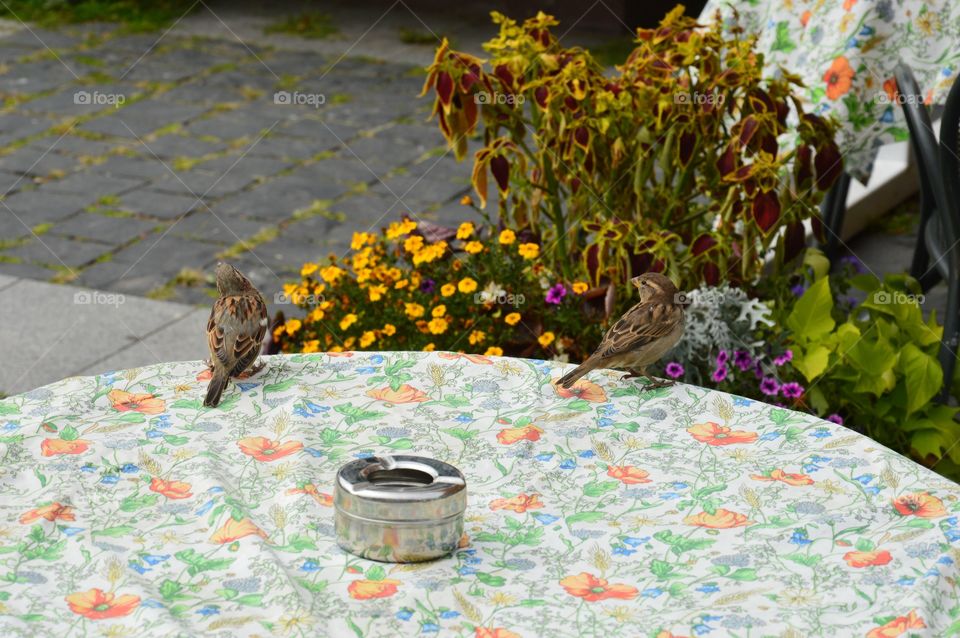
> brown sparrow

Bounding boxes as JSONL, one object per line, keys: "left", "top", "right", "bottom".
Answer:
{"left": 204, "top": 262, "right": 268, "bottom": 407}
{"left": 558, "top": 272, "right": 684, "bottom": 390}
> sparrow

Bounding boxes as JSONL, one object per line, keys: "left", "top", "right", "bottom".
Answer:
{"left": 204, "top": 262, "right": 268, "bottom": 407}
{"left": 558, "top": 272, "right": 684, "bottom": 390}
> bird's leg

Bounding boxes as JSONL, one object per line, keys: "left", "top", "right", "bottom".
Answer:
{"left": 641, "top": 375, "right": 675, "bottom": 390}
{"left": 246, "top": 360, "right": 266, "bottom": 377}
{"left": 621, "top": 368, "right": 645, "bottom": 380}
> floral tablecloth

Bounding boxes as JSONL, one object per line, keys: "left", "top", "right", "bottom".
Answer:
{"left": 701, "top": 0, "right": 960, "bottom": 181}
{"left": 2, "top": 352, "right": 960, "bottom": 637}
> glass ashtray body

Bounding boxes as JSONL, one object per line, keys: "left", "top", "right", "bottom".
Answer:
{"left": 334, "top": 455, "right": 466, "bottom": 563}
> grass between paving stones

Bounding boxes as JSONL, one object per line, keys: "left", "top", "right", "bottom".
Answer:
{"left": 264, "top": 12, "right": 338, "bottom": 39}
{"left": 0, "top": 0, "right": 195, "bottom": 31}
{"left": 398, "top": 27, "right": 439, "bottom": 45}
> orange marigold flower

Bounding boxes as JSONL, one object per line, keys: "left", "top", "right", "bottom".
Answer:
{"left": 518, "top": 243, "right": 539, "bottom": 259}
{"left": 892, "top": 492, "right": 947, "bottom": 518}
{"left": 108, "top": 390, "right": 166, "bottom": 415}
{"left": 284, "top": 319, "right": 302, "bottom": 336}
{"left": 843, "top": 550, "right": 893, "bottom": 568}
{"left": 347, "top": 579, "right": 401, "bottom": 600}
{"left": 572, "top": 281, "right": 589, "bottom": 294}
{"left": 498, "top": 229, "right": 516, "bottom": 244}
{"left": 432, "top": 304, "right": 447, "bottom": 318}
{"left": 686, "top": 421, "right": 758, "bottom": 446}
{"left": 149, "top": 477, "right": 193, "bottom": 500}
{"left": 301, "top": 262, "right": 319, "bottom": 277}
{"left": 405, "top": 302, "right": 425, "bottom": 318}
{"left": 458, "top": 277, "right": 478, "bottom": 293}
{"left": 41, "top": 438, "right": 89, "bottom": 457}
{"left": 383, "top": 323, "right": 397, "bottom": 336}
{"left": 504, "top": 312, "right": 521, "bottom": 326}
{"left": 209, "top": 517, "right": 268, "bottom": 544}
{"left": 484, "top": 346, "right": 503, "bottom": 356}
{"left": 428, "top": 317, "right": 449, "bottom": 334}
{"left": 683, "top": 508, "right": 753, "bottom": 529}
{"left": 554, "top": 379, "right": 607, "bottom": 403}
{"left": 824, "top": 56, "right": 855, "bottom": 101}
{"left": 559, "top": 572, "right": 639, "bottom": 602}
{"left": 750, "top": 468, "right": 813, "bottom": 486}
{"left": 65, "top": 588, "right": 140, "bottom": 620}
{"left": 496, "top": 424, "right": 543, "bottom": 445}
{"left": 538, "top": 332, "right": 555, "bottom": 347}
{"left": 423, "top": 343, "right": 436, "bottom": 352}
{"left": 440, "top": 283, "right": 456, "bottom": 296}
{"left": 366, "top": 384, "right": 430, "bottom": 403}
{"left": 459, "top": 195, "right": 473, "bottom": 206}
{"left": 866, "top": 611, "right": 925, "bottom": 638}
{"left": 237, "top": 436, "right": 303, "bottom": 462}
{"left": 607, "top": 465, "right": 651, "bottom": 485}
{"left": 489, "top": 493, "right": 544, "bottom": 513}
{"left": 464, "top": 241, "right": 484, "bottom": 254}
{"left": 19, "top": 502, "right": 76, "bottom": 524}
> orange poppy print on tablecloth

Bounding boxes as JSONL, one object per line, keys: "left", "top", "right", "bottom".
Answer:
{"left": 237, "top": 437, "right": 303, "bottom": 462}
{"left": 347, "top": 579, "right": 401, "bottom": 600}
{"left": 490, "top": 493, "right": 544, "bottom": 513}
{"left": 686, "top": 421, "right": 758, "bottom": 446}
{"left": 65, "top": 588, "right": 140, "bottom": 620}
{"left": 107, "top": 390, "right": 166, "bottom": 414}
{"left": 149, "top": 477, "right": 193, "bottom": 500}
{"left": 559, "top": 572, "right": 638, "bottom": 602}
{"left": 19, "top": 502, "right": 75, "bottom": 524}
{"left": 683, "top": 509, "right": 753, "bottom": 529}
{"left": 891, "top": 492, "right": 947, "bottom": 518}
{"left": 824, "top": 56, "right": 855, "bottom": 100}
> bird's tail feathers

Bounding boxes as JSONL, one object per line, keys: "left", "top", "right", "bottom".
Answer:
{"left": 204, "top": 371, "right": 229, "bottom": 408}
{"left": 558, "top": 357, "right": 598, "bottom": 388}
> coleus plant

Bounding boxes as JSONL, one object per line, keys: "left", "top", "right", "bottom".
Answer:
{"left": 421, "top": 7, "right": 842, "bottom": 289}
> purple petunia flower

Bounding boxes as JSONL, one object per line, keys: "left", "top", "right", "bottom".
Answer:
{"left": 780, "top": 382, "right": 804, "bottom": 399}
{"left": 420, "top": 278, "right": 436, "bottom": 294}
{"left": 826, "top": 414, "right": 844, "bottom": 425}
{"left": 733, "top": 350, "right": 752, "bottom": 371}
{"left": 840, "top": 255, "right": 865, "bottom": 274}
{"left": 716, "top": 350, "right": 729, "bottom": 365}
{"left": 774, "top": 350, "right": 793, "bottom": 366}
{"left": 754, "top": 362, "right": 764, "bottom": 379}
{"left": 665, "top": 362, "right": 684, "bottom": 378}
{"left": 712, "top": 365, "right": 728, "bottom": 383}
{"left": 545, "top": 283, "right": 567, "bottom": 305}
{"left": 791, "top": 283, "right": 807, "bottom": 297}
{"left": 759, "top": 377, "right": 780, "bottom": 396}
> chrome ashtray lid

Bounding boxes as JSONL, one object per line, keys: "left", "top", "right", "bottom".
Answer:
{"left": 334, "top": 455, "right": 466, "bottom": 563}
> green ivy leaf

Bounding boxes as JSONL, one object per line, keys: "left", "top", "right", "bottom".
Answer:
{"left": 793, "top": 345, "right": 830, "bottom": 382}
{"left": 727, "top": 568, "right": 757, "bottom": 581}
{"left": 582, "top": 481, "right": 619, "bottom": 497}
{"left": 898, "top": 343, "right": 943, "bottom": 416}
{"left": 59, "top": 425, "right": 79, "bottom": 442}
{"left": 263, "top": 379, "right": 299, "bottom": 394}
{"left": 366, "top": 565, "right": 386, "bottom": 581}
{"left": 475, "top": 572, "right": 505, "bottom": 587}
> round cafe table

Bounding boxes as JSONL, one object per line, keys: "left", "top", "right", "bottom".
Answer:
{"left": 1, "top": 352, "right": 959, "bottom": 636}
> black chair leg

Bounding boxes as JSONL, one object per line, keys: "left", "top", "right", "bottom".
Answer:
{"left": 822, "top": 173, "right": 851, "bottom": 262}
{"left": 939, "top": 274, "right": 960, "bottom": 403}
{"left": 910, "top": 200, "right": 933, "bottom": 282}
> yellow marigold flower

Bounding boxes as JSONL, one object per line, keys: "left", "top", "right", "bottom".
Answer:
{"left": 432, "top": 304, "right": 447, "bottom": 318}
{"left": 499, "top": 229, "right": 516, "bottom": 245}
{"left": 368, "top": 284, "right": 387, "bottom": 301}
{"left": 386, "top": 219, "right": 417, "bottom": 239}
{"left": 359, "top": 331, "right": 376, "bottom": 348}
{"left": 428, "top": 317, "right": 448, "bottom": 334}
{"left": 464, "top": 241, "right": 483, "bottom": 254}
{"left": 394, "top": 279, "right": 409, "bottom": 289}
{"left": 320, "top": 265, "right": 345, "bottom": 283}
{"left": 339, "top": 314, "right": 358, "bottom": 331}
{"left": 441, "top": 283, "right": 456, "bottom": 297}
{"left": 456, "top": 222, "right": 474, "bottom": 240}
{"left": 572, "top": 281, "right": 589, "bottom": 294}
{"left": 518, "top": 243, "right": 540, "bottom": 260}
{"left": 504, "top": 312, "right": 521, "bottom": 326}
{"left": 423, "top": 342, "right": 436, "bottom": 352}
{"left": 352, "top": 251, "right": 371, "bottom": 270}
{"left": 302, "top": 340, "right": 320, "bottom": 353}
{"left": 387, "top": 267, "right": 402, "bottom": 280}
{"left": 284, "top": 319, "right": 302, "bottom": 336}
{"left": 458, "top": 278, "right": 478, "bottom": 294}
{"left": 538, "top": 331, "right": 555, "bottom": 347}
{"left": 383, "top": 324, "right": 396, "bottom": 336}
{"left": 350, "top": 233, "right": 369, "bottom": 251}
{"left": 357, "top": 268, "right": 373, "bottom": 283}
{"left": 404, "top": 235, "right": 424, "bottom": 253}
{"left": 405, "top": 303, "right": 425, "bottom": 318}
{"left": 313, "top": 283, "right": 326, "bottom": 295}
{"left": 273, "top": 325, "right": 285, "bottom": 340}
{"left": 301, "top": 262, "right": 319, "bottom": 277}
{"left": 468, "top": 330, "right": 486, "bottom": 345}
{"left": 344, "top": 337, "right": 356, "bottom": 349}
{"left": 460, "top": 195, "right": 473, "bottom": 206}
{"left": 307, "top": 308, "right": 325, "bottom": 322}
{"left": 484, "top": 346, "right": 504, "bottom": 356}
{"left": 330, "top": 345, "right": 344, "bottom": 353}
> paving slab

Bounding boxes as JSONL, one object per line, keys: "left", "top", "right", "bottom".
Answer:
{"left": 0, "top": 278, "right": 196, "bottom": 394}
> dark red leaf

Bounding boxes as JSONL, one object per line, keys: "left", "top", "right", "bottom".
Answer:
{"left": 716, "top": 144, "right": 736, "bottom": 176}
{"left": 460, "top": 71, "right": 478, "bottom": 92}
{"left": 564, "top": 96, "right": 578, "bottom": 111}
{"left": 738, "top": 116, "right": 759, "bottom": 148}
{"left": 814, "top": 142, "right": 843, "bottom": 190}
{"left": 494, "top": 64, "right": 514, "bottom": 89}
{"left": 436, "top": 71, "right": 454, "bottom": 107}
{"left": 678, "top": 131, "right": 696, "bottom": 166}
{"left": 574, "top": 126, "right": 590, "bottom": 148}
{"left": 796, "top": 144, "right": 812, "bottom": 187}
{"left": 783, "top": 220, "right": 806, "bottom": 262}
{"left": 760, "top": 134, "right": 778, "bottom": 155}
{"left": 691, "top": 234, "right": 717, "bottom": 256}
{"left": 811, "top": 214, "right": 825, "bottom": 242}
{"left": 702, "top": 261, "right": 720, "bottom": 286}
{"left": 752, "top": 191, "right": 781, "bottom": 232}
{"left": 489, "top": 155, "right": 510, "bottom": 193}
{"left": 534, "top": 86, "right": 549, "bottom": 109}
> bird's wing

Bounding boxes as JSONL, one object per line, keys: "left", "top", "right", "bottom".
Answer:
{"left": 594, "top": 301, "right": 683, "bottom": 360}
{"left": 208, "top": 294, "right": 268, "bottom": 373}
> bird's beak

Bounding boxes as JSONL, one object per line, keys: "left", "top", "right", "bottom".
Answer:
{"left": 630, "top": 277, "right": 643, "bottom": 289}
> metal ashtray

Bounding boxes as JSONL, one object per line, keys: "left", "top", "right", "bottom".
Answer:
{"left": 334, "top": 455, "right": 467, "bottom": 563}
